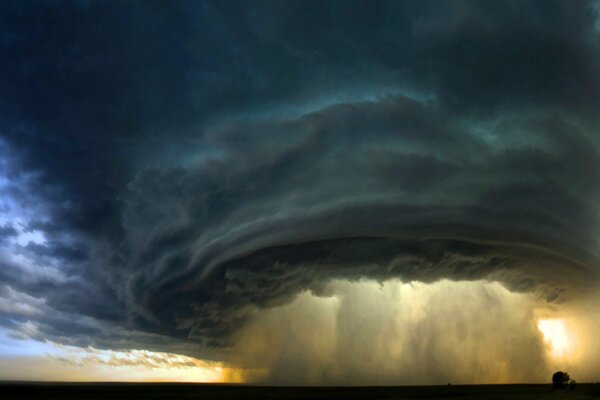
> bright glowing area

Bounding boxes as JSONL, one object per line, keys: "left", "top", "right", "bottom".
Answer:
{"left": 538, "top": 319, "right": 571, "bottom": 359}
{"left": 0, "top": 340, "right": 258, "bottom": 383}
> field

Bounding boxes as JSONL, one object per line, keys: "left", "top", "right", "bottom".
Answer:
{"left": 1, "top": 383, "right": 600, "bottom": 400}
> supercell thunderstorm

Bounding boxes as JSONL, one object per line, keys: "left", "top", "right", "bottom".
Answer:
{"left": 1, "top": 0, "right": 600, "bottom": 384}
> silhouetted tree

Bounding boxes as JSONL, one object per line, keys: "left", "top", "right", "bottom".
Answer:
{"left": 552, "top": 371, "right": 570, "bottom": 389}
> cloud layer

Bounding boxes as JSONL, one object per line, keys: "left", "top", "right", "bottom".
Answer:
{"left": 1, "top": 0, "right": 600, "bottom": 383}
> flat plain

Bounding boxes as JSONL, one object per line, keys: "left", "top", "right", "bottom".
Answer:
{"left": 1, "top": 383, "right": 600, "bottom": 400}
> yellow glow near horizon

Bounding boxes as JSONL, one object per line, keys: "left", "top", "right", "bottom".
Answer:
{"left": 538, "top": 319, "right": 571, "bottom": 359}
{"left": 0, "top": 344, "right": 263, "bottom": 383}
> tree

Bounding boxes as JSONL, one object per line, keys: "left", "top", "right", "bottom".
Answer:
{"left": 552, "top": 371, "right": 570, "bottom": 389}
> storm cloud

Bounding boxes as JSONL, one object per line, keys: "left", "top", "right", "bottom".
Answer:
{"left": 1, "top": 0, "right": 600, "bottom": 383}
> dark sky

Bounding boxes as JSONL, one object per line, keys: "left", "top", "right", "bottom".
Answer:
{"left": 1, "top": 0, "right": 600, "bottom": 384}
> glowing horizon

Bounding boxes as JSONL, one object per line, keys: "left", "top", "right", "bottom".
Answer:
{"left": 2, "top": 278, "right": 597, "bottom": 384}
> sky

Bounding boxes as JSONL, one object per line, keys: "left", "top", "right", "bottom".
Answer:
{"left": 1, "top": 0, "right": 600, "bottom": 385}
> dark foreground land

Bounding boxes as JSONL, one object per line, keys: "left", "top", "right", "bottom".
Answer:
{"left": 2, "top": 383, "right": 600, "bottom": 400}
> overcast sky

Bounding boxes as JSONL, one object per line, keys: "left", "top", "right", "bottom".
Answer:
{"left": 1, "top": 0, "right": 600, "bottom": 384}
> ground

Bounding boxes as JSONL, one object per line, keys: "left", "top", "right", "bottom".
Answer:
{"left": 1, "top": 383, "right": 600, "bottom": 400}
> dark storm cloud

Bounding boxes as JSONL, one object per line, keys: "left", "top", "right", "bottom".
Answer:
{"left": 118, "top": 98, "right": 599, "bottom": 347}
{"left": 0, "top": 0, "right": 599, "bottom": 365}
{"left": 0, "top": 225, "right": 17, "bottom": 243}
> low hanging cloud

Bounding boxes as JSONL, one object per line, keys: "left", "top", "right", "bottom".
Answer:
{"left": 0, "top": 0, "right": 600, "bottom": 384}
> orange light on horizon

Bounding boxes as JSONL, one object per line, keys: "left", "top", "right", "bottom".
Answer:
{"left": 0, "top": 344, "right": 264, "bottom": 383}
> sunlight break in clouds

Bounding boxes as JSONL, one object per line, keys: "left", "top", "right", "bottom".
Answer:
{"left": 538, "top": 319, "right": 573, "bottom": 359}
